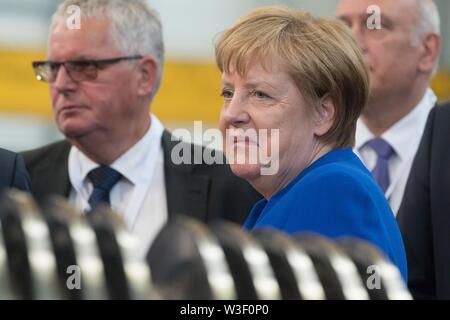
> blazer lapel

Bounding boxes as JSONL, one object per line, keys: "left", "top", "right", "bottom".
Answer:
{"left": 161, "top": 130, "right": 210, "bottom": 222}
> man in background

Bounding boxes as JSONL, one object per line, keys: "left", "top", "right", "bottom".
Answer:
{"left": 23, "top": 0, "right": 259, "bottom": 258}
{"left": 336, "top": 0, "right": 441, "bottom": 214}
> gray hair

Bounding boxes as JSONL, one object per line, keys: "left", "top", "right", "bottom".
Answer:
{"left": 412, "top": 0, "right": 440, "bottom": 74}
{"left": 51, "top": 0, "right": 164, "bottom": 99}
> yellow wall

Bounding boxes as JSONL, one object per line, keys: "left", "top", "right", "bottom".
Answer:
{"left": 0, "top": 50, "right": 223, "bottom": 123}
{"left": 1, "top": 50, "right": 450, "bottom": 122}
{"left": 431, "top": 72, "right": 450, "bottom": 103}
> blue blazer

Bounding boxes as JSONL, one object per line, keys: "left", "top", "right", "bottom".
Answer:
{"left": 244, "top": 148, "right": 407, "bottom": 281}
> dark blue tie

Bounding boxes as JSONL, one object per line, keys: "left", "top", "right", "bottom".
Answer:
{"left": 87, "top": 166, "right": 122, "bottom": 209}
{"left": 366, "top": 138, "right": 395, "bottom": 193}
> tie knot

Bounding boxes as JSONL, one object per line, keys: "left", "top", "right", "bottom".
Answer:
{"left": 366, "top": 138, "right": 395, "bottom": 159}
{"left": 87, "top": 166, "right": 122, "bottom": 191}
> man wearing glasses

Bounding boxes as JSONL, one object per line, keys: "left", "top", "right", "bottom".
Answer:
{"left": 23, "top": 0, "right": 259, "bottom": 258}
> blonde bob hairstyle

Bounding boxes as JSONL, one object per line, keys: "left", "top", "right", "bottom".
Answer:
{"left": 215, "top": 6, "right": 369, "bottom": 148}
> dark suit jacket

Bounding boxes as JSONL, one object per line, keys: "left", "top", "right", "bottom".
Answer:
{"left": 21, "top": 130, "right": 260, "bottom": 224}
{"left": 397, "top": 102, "right": 450, "bottom": 299}
{"left": 0, "top": 148, "right": 31, "bottom": 191}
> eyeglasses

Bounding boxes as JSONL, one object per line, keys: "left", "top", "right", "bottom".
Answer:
{"left": 31, "top": 55, "right": 143, "bottom": 83}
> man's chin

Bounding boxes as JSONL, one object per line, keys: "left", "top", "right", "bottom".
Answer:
{"left": 58, "top": 122, "right": 91, "bottom": 140}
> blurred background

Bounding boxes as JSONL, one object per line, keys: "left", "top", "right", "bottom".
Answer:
{"left": 0, "top": 0, "right": 449, "bottom": 151}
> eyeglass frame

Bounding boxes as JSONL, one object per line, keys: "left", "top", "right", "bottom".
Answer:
{"left": 31, "top": 55, "right": 143, "bottom": 83}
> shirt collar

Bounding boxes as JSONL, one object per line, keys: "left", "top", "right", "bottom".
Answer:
{"left": 355, "top": 88, "right": 436, "bottom": 159}
{"left": 69, "top": 113, "right": 164, "bottom": 189}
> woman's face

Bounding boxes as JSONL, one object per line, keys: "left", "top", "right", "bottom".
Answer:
{"left": 219, "top": 58, "right": 325, "bottom": 194}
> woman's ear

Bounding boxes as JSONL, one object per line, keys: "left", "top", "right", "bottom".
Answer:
{"left": 136, "top": 56, "right": 158, "bottom": 97}
{"left": 313, "top": 94, "right": 336, "bottom": 137}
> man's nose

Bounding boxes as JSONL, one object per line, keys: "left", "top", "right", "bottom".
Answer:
{"left": 52, "top": 64, "right": 78, "bottom": 92}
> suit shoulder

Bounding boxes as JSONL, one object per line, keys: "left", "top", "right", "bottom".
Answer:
{"left": 437, "top": 100, "right": 450, "bottom": 109}
{"left": 0, "top": 147, "right": 18, "bottom": 164}
{"left": 0, "top": 148, "right": 19, "bottom": 178}
{"left": 21, "top": 140, "right": 71, "bottom": 167}
{"left": 436, "top": 101, "right": 450, "bottom": 119}
{"left": 0, "top": 148, "right": 31, "bottom": 191}
{"left": 424, "top": 102, "right": 450, "bottom": 144}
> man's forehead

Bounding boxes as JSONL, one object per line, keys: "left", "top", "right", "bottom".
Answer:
{"left": 337, "top": 0, "right": 417, "bottom": 18}
{"left": 48, "top": 18, "right": 118, "bottom": 58}
{"left": 50, "top": 17, "right": 110, "bottom": 38}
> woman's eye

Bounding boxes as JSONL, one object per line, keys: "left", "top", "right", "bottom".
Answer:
{"left": 221, "top": 89, "right": 234, "bottom": 99}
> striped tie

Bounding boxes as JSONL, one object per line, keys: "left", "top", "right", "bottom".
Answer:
{"left": 87, "top": 166, "right": 122, "bottom": 209}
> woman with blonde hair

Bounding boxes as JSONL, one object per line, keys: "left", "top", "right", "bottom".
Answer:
{"left": 216, "top": 6, "right": 407, "bottom": 281}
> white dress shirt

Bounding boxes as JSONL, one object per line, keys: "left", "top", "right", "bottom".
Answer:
{"left": 68, "top": 114, "right": 168, "bottom": 259}
{"left": 355, "top": 88, "right": 436, "bottom": 215}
